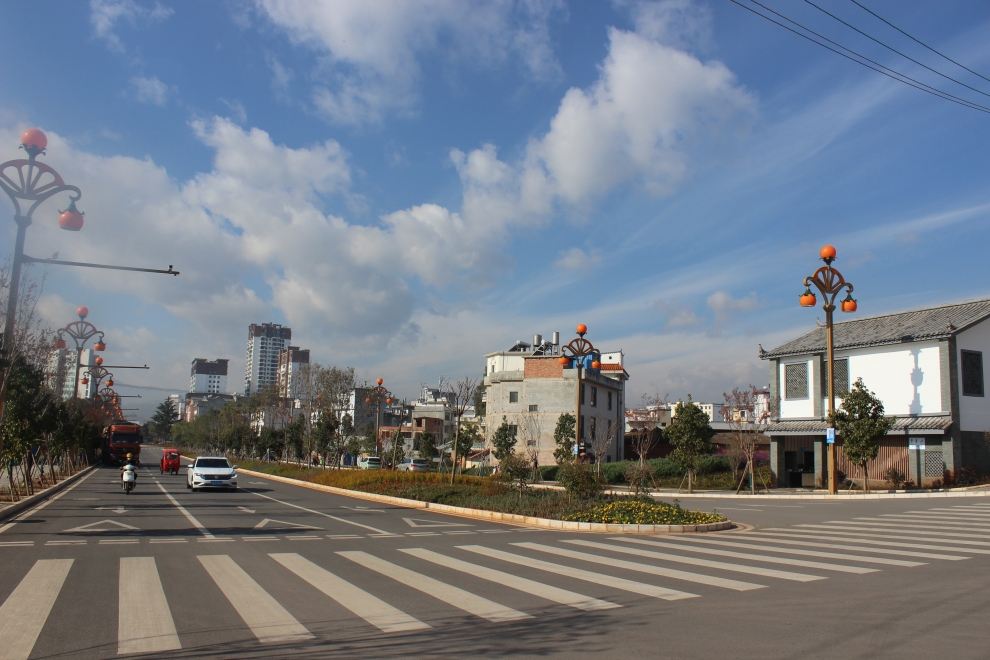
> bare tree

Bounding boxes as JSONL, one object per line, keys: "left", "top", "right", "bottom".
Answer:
{"left": 588, "top": 416, "right": 617, "bottom": 478}
{"left": 439, "top": 375, "right": 478, "bottom": 484}
{"left": 627, "top": 393, "right": 670, "bottom": 466}
{"left": 519, "top": 412, "right": 544, "bottom": 481}
{"left": 722, "top": 385, "right": 776, "bottom": 494}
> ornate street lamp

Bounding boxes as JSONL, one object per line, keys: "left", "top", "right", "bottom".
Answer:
{"left": 558, "top": 324, "right": 601, "bottom": 456}
{"left": 801, "top": 245, "right": 857, "bottom": 495}
{"left": 364, "top": 378, "right": 393, "bottom": 454}
{"left": 55, "top": 307, "right": 105, "bottom": 399}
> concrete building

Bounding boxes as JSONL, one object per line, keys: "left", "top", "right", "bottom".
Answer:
{"left": 244, "top": 323, "right": 291, "bottom": 395}
{"left": 189, "top": 358, "right": 229, "bottom": 394}
{"left": 276, "top": 346, "right": 310, "bottom": 398}
{"left": 484, "top": 332, "right": 628, "bottom": 465}
{"left": 48, "top": 348, "right": 97, "bottom": 400}
{"left": 761, "top": 298, "right": 990, "bottom": 488}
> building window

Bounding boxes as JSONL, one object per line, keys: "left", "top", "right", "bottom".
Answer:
{"left": 589, "top": 417, "right": 597, "bottom": 439}
{"left": 607, "top": 391, "right": 613, "bottom": 411}
{"left": 962, "top": 350, "right": 984, "bottom": 397}
{"left": 822, "top": 358, "right": 849, "bottom": 396}
{"left": 528, "top": 404, "right": 538, "bottom": 412}
{"left": 508, "top": 424, "right": 518, "bottom": 437}
{"left": 580, "top": 416, "right": 585, "bottom": 439}
{"left": 580, "top": 384, "right": 585, "bottom": 403}
{"left": 784, "top": 362, "right": 809, "bottom": 400}
{"left": 590, "top": 386, "right": 597, "bottom": 407}
{"left": 509, "top": 391, "right": 519, "bottom": 403}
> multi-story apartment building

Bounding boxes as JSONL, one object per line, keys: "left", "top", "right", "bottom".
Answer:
{"left": 484, "top": 331, "right": 628, "bottom": 465}
{"left": 48, "top": 348, "right": 97, "bottom": 400}
{"left": 190, "top": 358, "right": 229, "bottom": 394}
{"left": 244, "top": 323, "right": 291, "bottom": 395}
{"left": 276, "top": 346, "right": 310, "bottom": 398}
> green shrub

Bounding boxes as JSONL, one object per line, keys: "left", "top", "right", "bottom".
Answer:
{"left": 562, "top": 499, "right": 725, "bottom": 525}
{"left": 558, "top": 461, "right": 604, "bottom": 499}
{"left": 539, "top": 465, "right": 559, "bottom": 481}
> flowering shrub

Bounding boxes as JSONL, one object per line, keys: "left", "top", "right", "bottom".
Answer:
{"left": 562, "top": 500, "right": 725, "bottom": 525}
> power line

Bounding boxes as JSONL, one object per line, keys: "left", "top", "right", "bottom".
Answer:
{"left": 848, "top": 0, "right": 990, "bottom": 85}
{"left": 729, "top": 0, "right": 990, "bottom": 115}
{"left": 805, "top": 0, "right": 990, "bottom": 99}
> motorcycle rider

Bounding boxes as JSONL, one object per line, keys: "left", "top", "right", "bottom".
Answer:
{"left": 120, "top": 453, "right": 138, "bottom": 490}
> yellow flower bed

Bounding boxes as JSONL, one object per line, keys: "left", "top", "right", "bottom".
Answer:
{"left": 562, "top": 500, "right": 725, "bottom": 525}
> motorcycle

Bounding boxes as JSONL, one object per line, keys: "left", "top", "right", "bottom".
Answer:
{"left": 121, "top": 465, "right": 136, "bottom": 494}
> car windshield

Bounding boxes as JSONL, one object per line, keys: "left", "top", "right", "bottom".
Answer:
{"left": 195, "top": 458, "right": 230, "bottom": 469}
{"left": 412, "top": 459, "right": 428, "bottom": 464}
{"left": 365, "top": 457, "right": 381, "bottom": 463}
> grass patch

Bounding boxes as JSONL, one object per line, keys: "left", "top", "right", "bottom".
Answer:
{"left": 236, "top": 461, "right": 725, "bottom": 524}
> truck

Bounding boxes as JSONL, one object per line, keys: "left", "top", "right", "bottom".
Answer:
{"left": 104, "top": 423, "right": 142, "bottom": 466}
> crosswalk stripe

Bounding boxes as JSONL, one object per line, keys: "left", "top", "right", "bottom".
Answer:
{"left": 0, "top": 559, "right": 73, "bottom": 660}
{"left": 270, "top": 553, "right": 429, "bottom": 633}
{"left": 912, "top": 509, "right": 990, "bottom": 517}
{"left": 458, "top": 545, "right": 698, "bottom": 601}
{"left": 878, "top": 514, "right": 990, "bottom": 525}
{"left": 400, "top": 547, "right": 619, "bottom": 612}
{"left": 643, "top": 535, "right": 922, "bottom": 567}
{"left": 568, "top": 538, "right": 860, "bottom": 576}
{"left": 852, "top": 518, "right": 990, "bottom": 538}
{"left": 198, "top": 555, "right": 313, "bottom": 643}
{"left": 118, "top": 557, "right": 182, "bottom": 655}
{"left": 763, "top": 528, "right": 990, "bottom": 553}
{"left": 802, "top": 523, "right": 990, "bottom": 542}
{"left": 337, "top": 550, "right": 530, "bottom": 623}
{"left": 512, "top": 542, "right": 775, "bottom": 589}
{"left": 732, "top": 532, "right": 970, "bottom": 560}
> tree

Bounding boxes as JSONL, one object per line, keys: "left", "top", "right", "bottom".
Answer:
{"left": 417, "top": 430, "right": 437, "bottom": 463}
{"left": 149, "top": 398, "right": 179, "bottom": 442}
{"left": 588, "top": 417, "right": 617, "bottom": 478}
{"left": 472, "top": 384, "right": 486, "bottom": 418}
{"left": 665, "top": 396, "right": 715, "bottom": 493}
{"left": 830, "top": 378, "right": 894, "bottom": 493}
{"left": 553, "top": 413, "right": 576, "bottom": 465}
{"left": 439, "top": 375, "right": 478, "bottom": 483}
{"left": 628, "top": 394, "right": 668, "bottom": 467}
{"left": 722, "top": 386, "right": 776, "bottom": 494}
{"left": 520, "top": 412, "right": 544, "bottom": 481}
{"left": 491, "top": 416, "right": 517, "bottom": 462}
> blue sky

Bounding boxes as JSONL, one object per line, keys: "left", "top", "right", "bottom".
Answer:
{"left": 1, "top": 0, "right": 989, "bottom": 421}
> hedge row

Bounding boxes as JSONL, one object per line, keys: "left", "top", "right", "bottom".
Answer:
{"left": 538, "top": 456, "right": 732, "bottom": 484}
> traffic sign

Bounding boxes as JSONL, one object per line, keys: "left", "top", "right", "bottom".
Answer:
{"left": 826, "top": 427, "right": 835, "bottom": 444}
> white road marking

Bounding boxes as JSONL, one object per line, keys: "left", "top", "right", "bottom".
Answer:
{"left": 0, "top": 559, "right": 73, "bottom": 660}
{"left": 0, "top": 541, "right": 32, "bottom": 547}
{"left": 237, "top": 506, "right": 256, "bottom": 514}
{"left": 254, "top": 518, "right": 322, "bottom": 531}
{"left": 909, "top": 509, "right": 990, "bottom": 517}
{"left": 572, "top": 538, "right": 859, "bottom": 576}
{"left": 64, "top": 519, "right": 139, "bottom": 533}
{"left": 459, "top": 545, "right": 697, "bottom": 601}
{"left": 118, "top": 557, "right": 181, "bottom": 655}
{"left": 730, "top": 533, "right": 969, "bottom": 560}
{"left": 762, "top": 528, "right": 990, "bottom": 553}
{"left": 271, "top": 553, "right": 430, "bottom": 633}
{"left": 853, "top": 517, "right": 990, "bottom": 531}
{"left": 338, "top": 550, "right": 530, "bottom": 623}
{"left": 249, "top": 491, "right": 394, "bottom": 535}
{"left": 0, "top": 469, "right": 97, "bottom": 535}
{"left": 652, "top": 536, "right": 922, "bottom": 568}
{"left": 799, "top": 523, "right": 990, "bottom": 543}
{"left": 198, "top": 555, "right": 313, "bottom": 643}
{"left": 400, "top": 547, "right": 620, "bottom": 612}
{"left": 403, "top": 518, "right": 472, "bottom": 528}
{"left": 155, "top": 480, "right": 214, "bottom": 538}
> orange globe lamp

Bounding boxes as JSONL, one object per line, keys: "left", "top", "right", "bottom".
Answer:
{"left": 81, "top": 377, "right": 89, "bottom": 385}
{"left": 77, "top": 306, "right": 89, "bottom": 318}
{"left": 591, "top": 360, "right": 601, "bottom": 370}
{"left": 820, "top": 245, "right": 836, "bottom": 261}
{"left": 386, "top": 397, "right": 392, "bottom": 404}
{"left": 841, "top": 295, "right": 858, "bottom": 313}
{"left": 53, "top": 338, "right": 66, "bottom": 349}
{"left": 558, "top": 356, "right": 569, "bottom": 365}
{"left": 799, "top": 289, "right": 817, "bottom": 307}
{"left": 58, "top": 201, "right": 84, "bottom": 231}
{"left": 377, "top": 378, "right": 383, "bottom": 385}
{"left": 94, "top": 341, "right": 106, "bottom": 351}
{"left": 94, "top": 356, "right": 103, "bottom": 365}
{"left": 576, "top": 323, "right": 587, "bottom": 336}
{"left": 365, "top": 397, "right": 372, "bottom": 403}
{"left": 106, "top": 379, "right": 114, "bottom": 387}
{"left": 20, "top": 128, "right": 48, "bottom": 151}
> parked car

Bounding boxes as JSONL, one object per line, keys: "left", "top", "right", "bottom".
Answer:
{"left": 187, "top": 456, "right": 238, "bottom": 491}
{"left": 396, "top": 457, "right": 431, "bottom": 473}
{"left": 357, "top": 455, "right": 383, "bottom": 470}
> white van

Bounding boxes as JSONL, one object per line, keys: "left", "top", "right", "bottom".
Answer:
{"left": 358, "top": 455, "right": 383, "bottom": 470}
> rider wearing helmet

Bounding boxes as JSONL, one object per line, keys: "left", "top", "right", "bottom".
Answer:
{"left": 121, "top": 453, "right": 138, "bottom": 480}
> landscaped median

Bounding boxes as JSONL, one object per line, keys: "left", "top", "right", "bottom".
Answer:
{"left": 235, "top": 461, "right": 731, "bottom": 533}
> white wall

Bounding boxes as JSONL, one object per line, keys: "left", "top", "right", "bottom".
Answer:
{"left": 486, "top": 353, "right": 526, "bottom": 375}
{"left": 839, "top": 342, "right": 943, "bottom": 416}
{"left": 779, "top": 358, "right": 814, "bottom": 418}
{"left": 957, "top": 320, "right": 990, "bottom": 432}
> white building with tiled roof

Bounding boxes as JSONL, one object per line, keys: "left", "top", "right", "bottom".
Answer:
{"left": 760, "top": 298, "right": 990, "bottom": 488}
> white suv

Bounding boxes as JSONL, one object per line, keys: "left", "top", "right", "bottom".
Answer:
{"left": 357, "top": 456, "right": 382, "bottom": 470}
{"left": 397, "top": 458, "right": 431, "bottom": 472}
{"left": 187, "top": 457, "right": 238, "bottom": 491}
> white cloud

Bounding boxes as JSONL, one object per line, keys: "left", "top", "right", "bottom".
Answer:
{"left": 90, "top": 0, "right": 173, "bottom": 52}
{"left": 129, "top": 76, "right": 171, "bottom": 106}
{"left": 706, "top": 290, "right": 763, "bottom": 334}
{"left": 554, "top": 247, "right": 602, "bottom": 273}
{"left": 254, "top": 0, "right": 563, "bottom": 125}
{"left": 653, "top": 299, "right": 702, "bottom": 329}
{"left": 621, "top": 0, "right": 713, "bottom": 51}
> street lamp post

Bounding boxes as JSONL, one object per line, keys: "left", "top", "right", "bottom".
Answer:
{"left": 54, "top": 307, "right": 105, "bottom": 399}
{"left": 800, "top": 245, "right": 857, "bottom": 495}
{"left": 558, "top": 324, "right": 601, "bottom": 457}
{"left": 82, "top": 357, "right": 114, "bottom": 397}
{"left": 364, "top": 378, "right": 392, "bottom": 454}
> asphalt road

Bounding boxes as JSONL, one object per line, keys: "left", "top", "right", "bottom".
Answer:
{"left": 1, "top": 445, "right": 989, "bottom": 659}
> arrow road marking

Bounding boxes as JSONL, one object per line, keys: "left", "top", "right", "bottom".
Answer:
{"left": 97, "top": 506, "right": 127, "bottom": 514}
{"left": 254, "top": 519, "right": 323, "bottom": 531}
{"left": 65, "top": 519, "right": 140, "bottom": 533}
{"left": 237, "top": 507, "right": 256, "bottom": 514}
{"left": 341, "top": 506, "right": 386, "bottom": 513}
{"left": 403, "top": 517, "right": 473, "bottom": 528}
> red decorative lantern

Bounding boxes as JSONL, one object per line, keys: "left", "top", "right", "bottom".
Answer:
{"left": 591, "top": 360, "right": 601, "bottom": 370}
{"left": 365, "top": 397, "right": 372, "bottom": 403}
{"left": 558, "top": 356, "right": 569, "bottom": 365}
{"left": 377, "top": 378, "right": 383, "bottom": 385}
{"left": 576, "top": 323, "right": 587, "bottom": 336}
{"left": 77, "top": 306, "right": 89, "bottom": 318}
{"left": 841, "top": 295, "right": 858, "bottom": 313}
{"left": 94, "top": 356, "right": 103, "bottom": 365}
{"left": 81, "top": 377, "right": 89, "bottom": 385}
{"left": 820, "top": 245, "right": 837, "bottom": 261}
{"left": 799, "top": 289, "right": 817, "bottom": 307}
{"left": 94, "top": 341, "right": 106, "bottom": 351}
{"left": 20, "top": 128, "right": 47, "bottom": 151}
{"left": 105, "top": 379, "right": 114, "bottom": 387}
{"left": 58, "top": 200, "right": 84, "bottom": 231}
{"left": 53, "top": 338, "right": 66, "bottom": 349}
{"left": 386, "top": 397, "right": 392, "bottom": 404}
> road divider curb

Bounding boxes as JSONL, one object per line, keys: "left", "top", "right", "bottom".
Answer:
{"left": 236, "top": 468, "right": 733, "bottom": 534}
{"left": 0, "top": 465, "right": 98, "bottom": 524}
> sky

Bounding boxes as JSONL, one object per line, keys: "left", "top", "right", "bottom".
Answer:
{"left": 1, "top": 0, "right": 989, "bottom": 423}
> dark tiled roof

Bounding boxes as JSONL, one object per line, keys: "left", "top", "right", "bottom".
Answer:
{"left": 761, "top": 299, "right": 990, "bottom": 359}
{"left": 766, "top": 417, "right": 952, "bottom": 434}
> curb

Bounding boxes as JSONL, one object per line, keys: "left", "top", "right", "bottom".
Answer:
{"left": 0, "top": 465, "right": 98, "bottom": 523}
{"left": 531, "top": 482, "right": 990, "bottom": 501}
{"left": 237, "top": 468, "right": 732, "bottom": 534}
